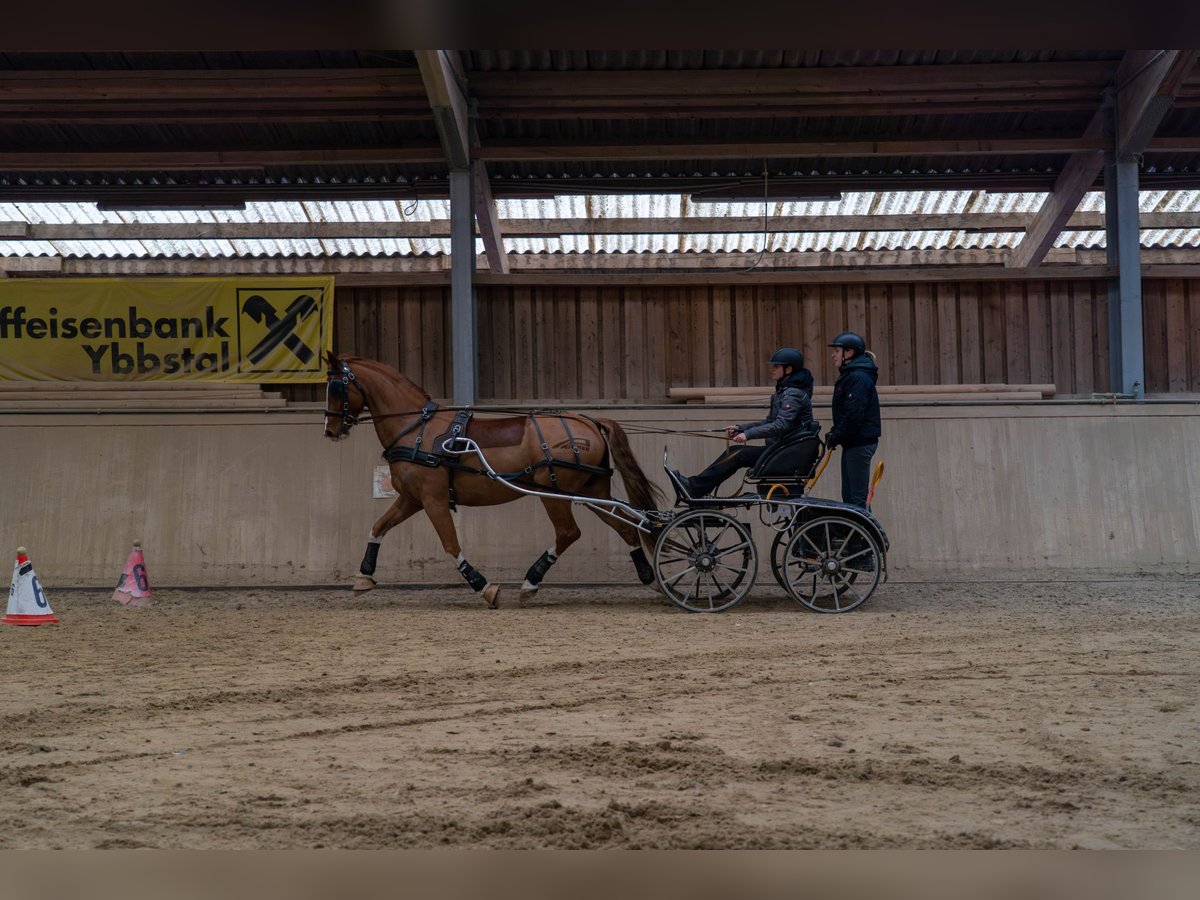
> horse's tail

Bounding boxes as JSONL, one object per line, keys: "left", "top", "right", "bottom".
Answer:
{"left": 593, "top": 417, "right": 666, "bottom": 513}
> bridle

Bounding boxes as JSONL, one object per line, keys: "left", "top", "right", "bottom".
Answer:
{"left": 324, "top": 358, "right": 368, "bottom": 431}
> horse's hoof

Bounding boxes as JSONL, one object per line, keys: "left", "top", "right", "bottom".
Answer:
{"left": 482, "top": 583, "right": 500, "bottom": 609}
{"left": 518, "top": 587, "right": 538, "bottom": 604}
{"left": 351, "top": 574, "right": 377, "bottom": 593}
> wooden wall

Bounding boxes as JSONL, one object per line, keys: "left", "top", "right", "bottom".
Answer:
{"left": 5, "top": 404, "right": 1197, "bottom": 586}
{"left": 282, "top": 277, "right": 1200, "bottom": 401}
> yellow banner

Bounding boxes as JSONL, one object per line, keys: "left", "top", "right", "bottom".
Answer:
{"left": 0, "top": 277, "right": 334, "bottom": 383}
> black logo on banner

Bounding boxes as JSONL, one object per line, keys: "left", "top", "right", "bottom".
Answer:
{"left": 237, "top": 289, "right": 323, "bottom": 373}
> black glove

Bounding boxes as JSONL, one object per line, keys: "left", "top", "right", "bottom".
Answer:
{"left": 825, "top": 434, "right": 839, "bottom": 449}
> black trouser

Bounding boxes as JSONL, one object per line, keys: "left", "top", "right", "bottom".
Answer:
{"left": 689, "top": 444, "right": 766, "bottom": 496}
{"left": 840, "top": 441, "right": 878, "bottom": 508}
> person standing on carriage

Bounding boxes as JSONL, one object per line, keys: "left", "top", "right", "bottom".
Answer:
{"left": 824, "top": 331, "right": 881, "bottom": 508}
{"left": 674, "top": 347, "right": 817, "bottom": 498}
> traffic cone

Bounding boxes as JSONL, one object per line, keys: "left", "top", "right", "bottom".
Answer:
{"left": 4, "top": 547, "right": 59, "bottom": 626}
{"left": 112, "top": 541, "right": 153, "bottom": 607}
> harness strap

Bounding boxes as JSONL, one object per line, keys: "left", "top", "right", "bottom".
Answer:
{"left": 381, "top": 399, "right": 438, "bottom": 459}
{"left": 443, "top": 409, "right": 474, "bottom": 512}
{"left": 529, "top": 416, "right": 557, "bottom": 490}
{"left": 559, "top": 415, "right": 581, "bottom": 467}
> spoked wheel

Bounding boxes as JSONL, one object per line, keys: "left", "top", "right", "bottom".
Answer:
{"left": 652, "top": 510, "right": 757, "bottom": 613}
{"left": 780, "top": 516, "right": 880, "bottom": 613}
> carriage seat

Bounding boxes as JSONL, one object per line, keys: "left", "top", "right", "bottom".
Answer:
{"left": 746, "top": 430, "right": 823, "bottom": 484}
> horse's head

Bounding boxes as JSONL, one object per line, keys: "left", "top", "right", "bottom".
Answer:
{"left": 323, "top": 351, "right": 367, "bottom": 441}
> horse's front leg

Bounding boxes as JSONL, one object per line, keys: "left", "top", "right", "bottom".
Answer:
{"left": 423, "top": 496, "right": 501, "bottom": 609}
{"left": 519, "top": 498, "right": 583, "bottom": 602}
{"left": 352, "top": 494, "right": 420, "bottom": 593}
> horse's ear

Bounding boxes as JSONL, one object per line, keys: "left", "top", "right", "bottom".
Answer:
{"left": 325, "top": 349, "right": 339, "bottom": 369}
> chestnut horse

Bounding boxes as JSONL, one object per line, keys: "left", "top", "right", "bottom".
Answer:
{"left": 322, "top": 352, "right": 664, "bottom": 607}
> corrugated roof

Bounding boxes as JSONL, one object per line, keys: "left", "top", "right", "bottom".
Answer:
{"left": 0, "top": 189, "right": 1196, "bottom": 260}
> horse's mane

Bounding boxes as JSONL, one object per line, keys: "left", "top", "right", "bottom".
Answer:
{"left": 342, "top": 355, "right": 431, "bottom": 401}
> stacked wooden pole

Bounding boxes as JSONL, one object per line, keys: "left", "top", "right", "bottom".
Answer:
{"left": 669, "top": 383, "right": 1056, "bottom": 404}
{"left": 0, "top": 382, "right": 286, "bottom": 410}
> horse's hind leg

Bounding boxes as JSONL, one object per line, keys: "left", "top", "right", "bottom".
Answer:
{"left": 583, "top": 480, "right": 657, "bottom": 586}
{"left": 423, "top": 498, "right": 501, "bottom": 609}
{"left": 519, "top": 499, "right": 583, "bottom": 602}
{"left": 353, "top": 494, "right": 421, "bottom": 593}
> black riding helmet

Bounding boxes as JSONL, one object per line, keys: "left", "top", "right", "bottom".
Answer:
{"left": 768, "top": 347, "right": 804, "bottom": 370}
{"left": 828, "top": 331, "right": 866, "bottom": 353}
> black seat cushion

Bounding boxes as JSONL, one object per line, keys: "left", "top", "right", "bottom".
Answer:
{"left": 748, "top": 435, "right": 821, "bottom": 481}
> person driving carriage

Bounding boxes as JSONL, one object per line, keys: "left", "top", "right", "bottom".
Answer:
{"left": 673, "top": 347, "right": 818, "bottom": 498}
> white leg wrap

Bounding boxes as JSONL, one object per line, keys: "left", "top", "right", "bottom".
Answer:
{"left": 368, "top": 533, "right": 382, "bottom": 544}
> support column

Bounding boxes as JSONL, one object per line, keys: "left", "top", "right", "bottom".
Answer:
{"left": 1106, "top": 158, "right": 1145, "bottom": 397}
{"left": 449, "top": 167, "right": 477, "bottom": 405}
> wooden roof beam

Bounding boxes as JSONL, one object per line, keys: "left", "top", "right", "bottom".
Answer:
{"left": 479, "top": 136, "right": 1111, "bottom": 162}
{"left": 8, "top": 211, "right": 1199, "bottom": 241}
{"left": 473, "top": 160, "right": 509, "bottom": 274}
{"left": 415, "top": 50, "right": 471, "bottom": 169}
{"left": 1117, "top": 50, "right": 1197, "bottom": 157}
{"left": 0, "top": 146, "right": 443, "bottom": 171}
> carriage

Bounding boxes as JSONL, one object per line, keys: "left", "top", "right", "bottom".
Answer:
{"left": 325, "top": 353, "right": 888, "bottom": 614}
{"left": 442, "top": 427, "right": 889, "bottom": 614}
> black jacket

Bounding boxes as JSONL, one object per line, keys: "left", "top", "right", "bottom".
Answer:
{"left": 741, "top": 369, "right": 817, "bottom": 445}
{"left": 827, "top": 355, "right": 881, "bottom": 448}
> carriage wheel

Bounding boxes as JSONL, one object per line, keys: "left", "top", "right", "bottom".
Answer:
{"left": 652, "top": 510, "right": 757, "bottom": 613}
{"left": 771, "top": 528, "right": 860, "bottom": 596}
{"left": 780, "top": 516, "right": 880, "bottom": 613}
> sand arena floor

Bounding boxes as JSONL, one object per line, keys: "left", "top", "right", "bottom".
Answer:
{"left": 1, "top": 578, "right": 1197, "bottom": 848}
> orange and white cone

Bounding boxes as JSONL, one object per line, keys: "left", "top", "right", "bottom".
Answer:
{"left": 112, "top": 541, "right": 153, "bottom": 607}
{"left": 4, "top": 547, "right": 59, "bottom": 626}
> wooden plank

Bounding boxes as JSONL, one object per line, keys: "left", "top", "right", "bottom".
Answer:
{"left": 0, "top": 389, "right": 269, "bottom": 401}
{"left": 913, "top": 282, "right": 938, "bottom": 385}
{"left": 560, "top": 286, "right": 581, "bottom": 399}
{"left": 643, "top": 286, "right": 668, "bottom": 400}
{"left": 377, "top": 287, "right": 401, "bottom": 371}
{"left": 334, "top": 287, "right": 356, "bottom": 358}
{"left": 1190, "top": 280, "right": 1200, "bottom": 393}
{"left": 865, "top": 284, "right": 890, "bottom": 384}
{"left": 981, "top": 282, "right": 1007, "bottom": 384}
{"left": 758, "top": 284, "right": 780, "bottom": 367}
{"left": 958, "top": 282, "right": 982, "bottom": 384}
{"left": 420, "top": 287, "right": 445, "bottom": 396}
{"left": 511, "top": 285, "right": 535, "bottom": 400}
{"left": 1049, "top": 281, "right": 1075, "bottom": 394}
{"left": 1071, "top": 280, "right": 1096, "bottom": 395}
{"left": 1004, "top": 282, "right": 1029, "bottom": 384}
{"left": 1164, "top": 279, "right": 1189, "bottom": 393}
{"left": 699, "top": 391, "right": 1048, "bottom": 404}
{"left": 0, "top": 382, "right": 262, "bottom": 392}
{"left": 355, "top": 286, "right": 377, "bottom": 361}
{"left": 532, "top": 287, "right": 556, "bottom": 401}
{"left": 1094, "top": 279, "right": 1111, "bottom": 393}
{"left": 486, "top": 286, "right": 513, "bottom": 401}
{"left": 622, "top": 286, "right": 647, "bottom": 400}
{"left": 936, "top": 283, "right": 960, "bottom": 384}
{"left": 689, "top": 286, "right": 712, "bottom": 389}
{"left": 400, "top": 287, "right": 425, "bottom": 384}
{"left": 599, "top": 288, "right": 623, "bottom": 400}
{"left": 672, "top": 383, "right": 1056, "bottom": 398}
{"left": 799, "top": 284, "right": 824, "bottom": 385}
{"left": 1141, "top": 280, "right": 1168, "bottom": 394}
{"left": 821, "top": 284, "right": 845, "bottom": 385}
{"left": 711, "top": 286, "right": 734, "bottom": 388}
{"left": 846, "top": 282, "right": 868, "bottom": 363}
{"left": 776, "top": 285, "right": 801, "bottom": 357}
{"left": 665, "top": 285, "right": 690, "bottom": 391}
{"left": 0, "top": 398, "right": 288, "bottom": 409}
{"left": 733, "top": 286, "right": 758, "bottom": 387}
{"left": 577, "top": 286, "right": 600, "bottom": 400}
{"left": 1026, "top": 281, "right": 1052, "bottom": 386}
{"left": 475, "top": 285, "right": 495, "bottom": 399}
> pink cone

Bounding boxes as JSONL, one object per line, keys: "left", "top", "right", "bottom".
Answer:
{"left": 112, "top": 542, "right": 153, "bottom": 607}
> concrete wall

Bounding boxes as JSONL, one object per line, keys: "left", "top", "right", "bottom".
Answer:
{"left": 1, "top": 403, "right": 1197, "bottom": 587}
